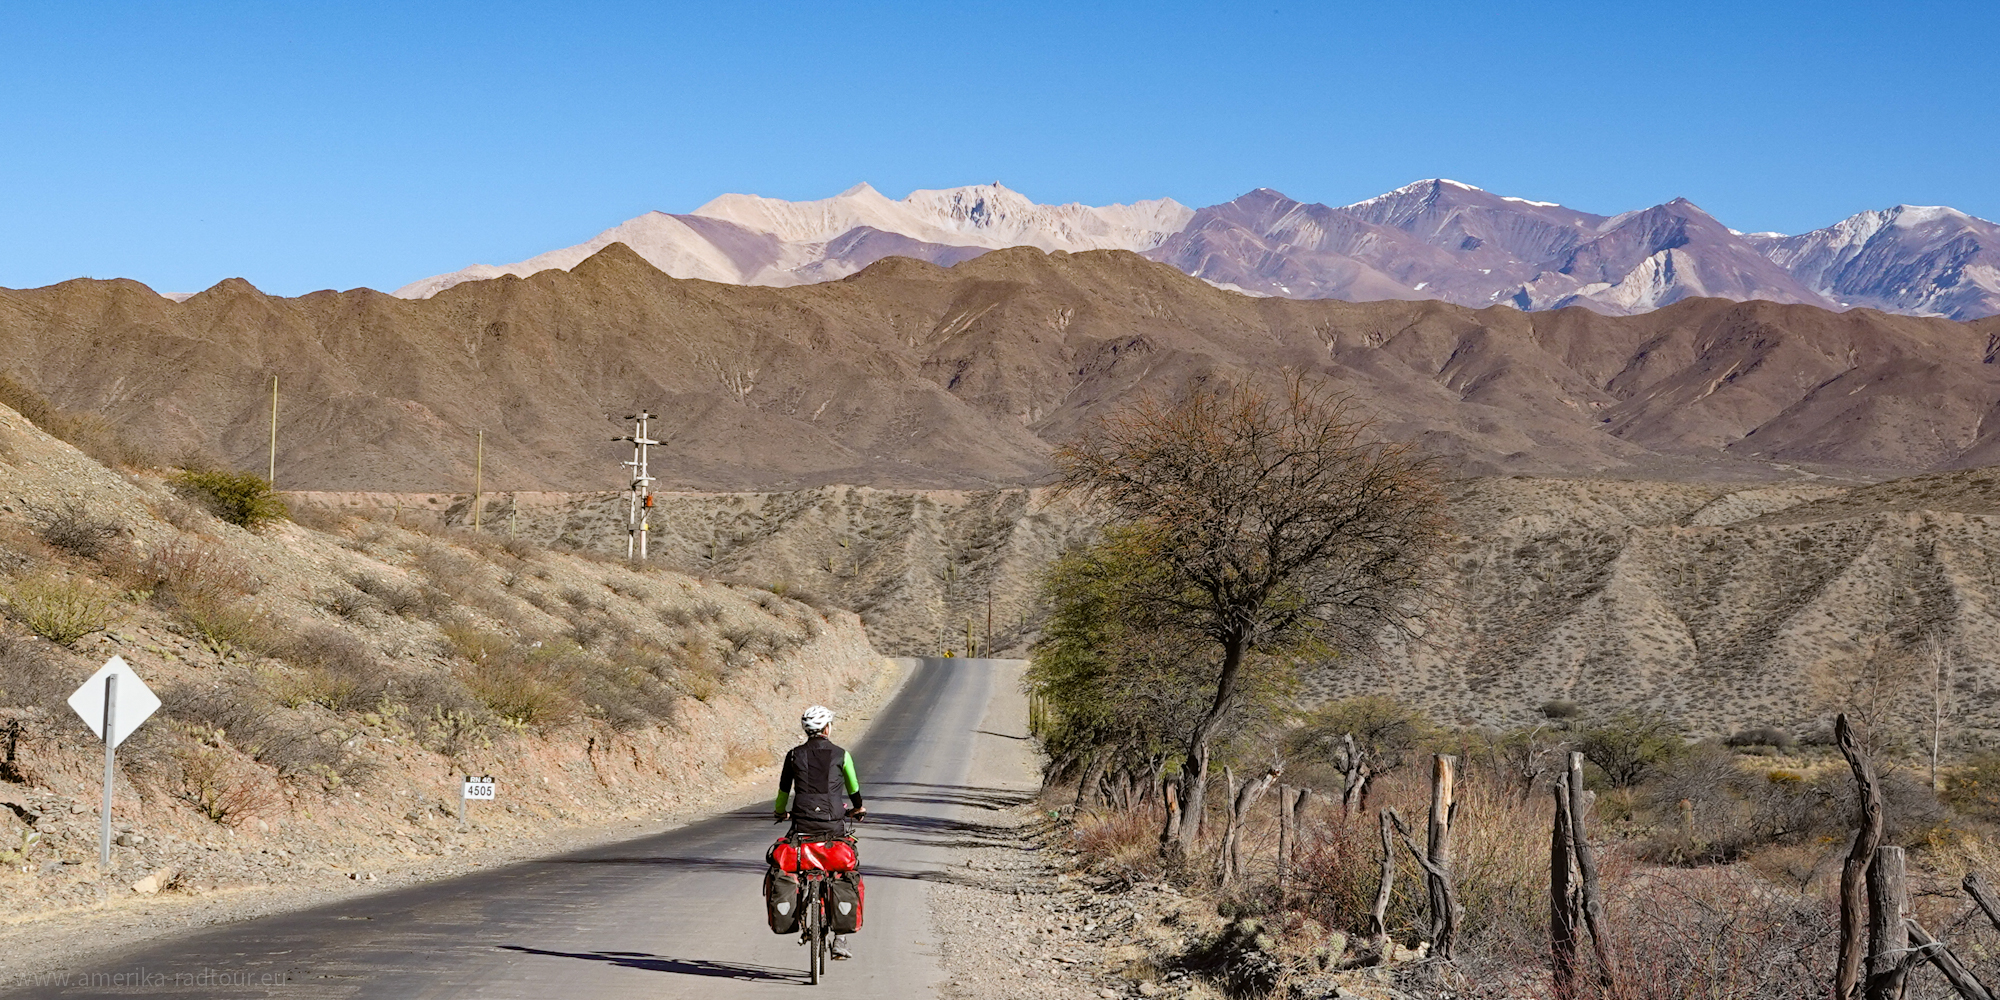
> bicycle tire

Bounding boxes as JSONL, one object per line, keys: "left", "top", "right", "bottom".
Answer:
{"left": 807, "top": 879, "right": 822, "bottom": 985}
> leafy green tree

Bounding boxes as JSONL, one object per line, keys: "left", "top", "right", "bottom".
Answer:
{"left": 1028, "top": 527, "right": 1219, "bottom": 805}
{"left": 1575, "top": 709, "right": 1688, "bottom": 789}
{"left": 1283, "top": 695, "right": 1432, "bottom": 811}
{"left": 1054, "top": 376, "right": 1448, "bottom": 855}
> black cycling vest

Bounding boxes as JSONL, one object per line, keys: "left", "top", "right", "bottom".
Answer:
{"left": 783, "top": 736, "right": 849, "bottom": 826}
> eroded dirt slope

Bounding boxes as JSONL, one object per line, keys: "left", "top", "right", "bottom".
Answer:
{"left": 306, "top": 470, "right": 2000, "bottom": 746}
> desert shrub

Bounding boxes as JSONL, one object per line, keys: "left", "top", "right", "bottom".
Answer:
{"left": 27, "top": 500, "right": 121, "bottom": 559}
{"left": 269, "top": 627, "right": 385, "bottom": 711}
{"left": 171, "top": 468, "right": 288, "bottom": 528}
{"left": 579, "top": 640, "right": 680, "bottom": 730}
{"left": 1574, "top": 710, "right": 1688, "bottom": 788}
{"left": 1538, "top": 698, "right": 1581, "bottom": 722}
{"left": 565, "top": 609, "right": 616, "bottom": 649}
{"left": 351, "top": 573, "right": 424, "bottom": 616}
{"left": 1724, "top": 726, "right": 1796, "bottom": 751}
{"left": 460, "top": 642, "right": 585, "bottom": 727}
{"left": 1637, "top": 742, "right": 1762, "bottom": 863}
{"left": 1600, "top": 866, "right": 1836, "bottom": 1000}
{"left": 131, "top": 537, "right": 263, "bottom": 598}
{"left": 1285, "top": 696, "right": 1433, "bottom": 788}
{"left": 1290, "top": 772, "right": 1547, "bottom": 961}
{"left": 161, "top": 679, "right": 370, "bottom": 789}
{"left": 316, "top": 585, "right": 377, "bottom": 621}
{"left": 170, "top": 591, "right": 277, "bottom": 658}
{"left": 440, "top": 619, "right": 512, "bottom": 664}
{"left": 1945, "top": 751, "right": 2000, "bottom": 823}
{"left": 285, "top": 502, "right": 350, "bottom": 534}
{"left": 0, "top": 634, "right": 81, "bottom": 710}
{"left": 0, "top": 373, "right": 153, "bottom": 468}
{"left": 414, "top": 544, "right": 483, "bottom": 599}
{"left": 169, "top": 741, "right": 281, "bottom": 826}
{"left": 674, "top": 642, "right": 726, "bottom": 702}
{"left": 5, "top": 572, "right": 118, "bottom": 646}
{"left": 1072, "top": 802, "right": 1169, "bottom": 878}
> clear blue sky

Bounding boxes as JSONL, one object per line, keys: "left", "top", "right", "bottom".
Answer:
{"left": 3, "top": 1, "right": 1995, "bottom": 296}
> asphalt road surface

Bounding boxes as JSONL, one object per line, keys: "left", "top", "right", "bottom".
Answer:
{"left": 11, "top": 657, "right": 1037, "bottom": 999}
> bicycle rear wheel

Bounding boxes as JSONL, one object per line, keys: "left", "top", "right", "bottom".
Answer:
{"left": 807, "top": 880, "right": 822, "bottom": 985}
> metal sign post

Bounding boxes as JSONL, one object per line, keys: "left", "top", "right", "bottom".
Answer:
{"left": 614, "top": 411, "right": 659, "bottom": 561}
{"left": 67, "top": 656, "right": 160, "bottom": 869}
{"left": 99, "top": 673, "right": 115, "bottom": 868}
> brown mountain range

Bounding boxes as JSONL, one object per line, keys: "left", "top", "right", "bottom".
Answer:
{"left": 3, "top": 243, "right": 1999, "bottom": 491}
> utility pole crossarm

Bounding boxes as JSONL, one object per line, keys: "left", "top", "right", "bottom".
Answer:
{"left": 616, "top": 410, "right": 659, "bottom": 561}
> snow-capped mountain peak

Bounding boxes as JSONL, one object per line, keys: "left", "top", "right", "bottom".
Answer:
{"left": 686, "top": 182, "right": 1191, "bottom": 253}
{"left": 391, "top": 181, "right": 1997, "bottom": 321}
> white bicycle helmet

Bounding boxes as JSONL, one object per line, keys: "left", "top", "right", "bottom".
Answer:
{"left": 801, "top": 705, "right": 834, "bottom": 735}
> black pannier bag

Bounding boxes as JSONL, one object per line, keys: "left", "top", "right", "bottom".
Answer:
{"left": 828, "top": 872, "right": 864, "bottom": 933}
{"left": 764, "top": 868, "right": 802, "bottom": 934}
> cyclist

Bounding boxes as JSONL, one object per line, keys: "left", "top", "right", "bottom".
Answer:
{"left": 774, "top": 704, "right": 865, "bottom": 959}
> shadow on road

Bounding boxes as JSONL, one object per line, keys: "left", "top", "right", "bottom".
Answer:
{"left": 499, "top": 945, "right": 806, "bottom": 984}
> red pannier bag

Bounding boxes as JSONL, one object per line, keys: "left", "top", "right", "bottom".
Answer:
{"left": 767, "top": 835, "right": 859, "bottom": 873}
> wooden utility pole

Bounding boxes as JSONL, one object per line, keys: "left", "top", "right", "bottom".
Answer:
{"left": 615, "top": 412, "right": 658, "bottom": 560}
{"left": 472, "top": 429, "right": 483, "bottom": 532}
{"left": 267, "top": 375, "right": 278, "bottom": 485}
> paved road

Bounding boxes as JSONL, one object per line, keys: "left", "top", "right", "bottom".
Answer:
{"left": 10, "top": 657, "right": 1036, "bottom": 999}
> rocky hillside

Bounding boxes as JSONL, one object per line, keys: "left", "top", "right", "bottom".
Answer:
{"left": 302, "top": 469, "right": 2000, "bottom": 751}
{"left": 0, "top": 402, "right": 892, "bottom": 919}
{"left": 293, "top": 487, "right": 1092, "bottom": 659}
{"left": 3, "top": 246, "right": 2000, "bottom": 493}
{"left": 1343, "top": 471, "right": 2000, "bottom": 743}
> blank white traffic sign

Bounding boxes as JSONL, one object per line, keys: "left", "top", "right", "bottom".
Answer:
{"left": 68, "top": 656, "right": 160, "bottom": 748}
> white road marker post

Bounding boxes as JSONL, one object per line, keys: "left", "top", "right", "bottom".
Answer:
{"left": 66, "top": 656, "right": 160, "bottom": 869}
{"left": 461, "top": 775, "right": 496, "bottom": 827}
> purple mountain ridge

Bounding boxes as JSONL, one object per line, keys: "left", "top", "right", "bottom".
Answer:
{"left": 389, "top": 180, "right": 2000, "bottom": 321}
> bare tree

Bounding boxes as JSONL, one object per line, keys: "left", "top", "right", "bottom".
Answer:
{"left": 1927, "top": 632, "right": 1955, "bottom": 791}
{"left": 1054, "top": 375, "right": 1448, "bottom": 857}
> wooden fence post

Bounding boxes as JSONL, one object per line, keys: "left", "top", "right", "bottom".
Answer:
{"left": 1906, "top": 920, "right": 1997, "bottom": 1000}
{"left": 1551, "top": 778, "right": 1580, "bottom": 999}
{"left": 1566, "top": 751, "right": 1619, "bottom": 995}
{"left": 1427, "top": 754, "right": 1463, "bottom": 960}
{"left": 1865, "top": 845, "right": 1909, "bottom": 1000}
{"left": 1370, "top": 808, "right": 1394, "bottom": 952}
{"left": 1277, "top": 782, "right": 1294, "bottom": 897}
{"left": 1220, "top": 766, "right": 1280, "bottom": 887}
{"left": 1835, "top": 713, "right": 1885, "bottom": 1000}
